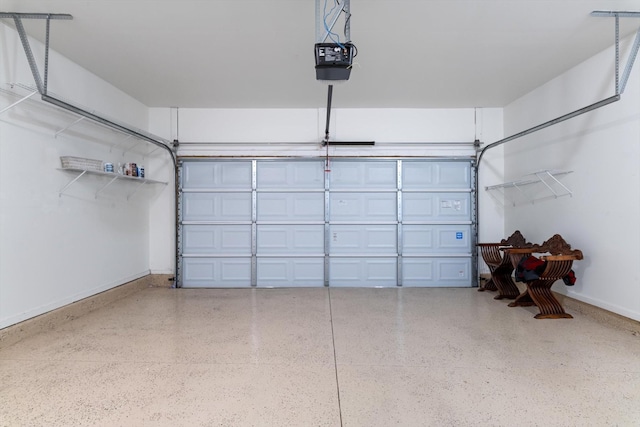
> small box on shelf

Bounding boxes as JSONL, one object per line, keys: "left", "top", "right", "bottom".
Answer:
{"left": 60, "top": 156, "right": 103, "bottom": 172}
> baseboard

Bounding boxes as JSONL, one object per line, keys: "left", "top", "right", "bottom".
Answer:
{"left": 0, "top": 274, "right": 170, "bottom": 349}
{"left": 554, "top": 292, "right": 640, "bottom": 334}
{"left": 477, "top": 278, "right": 639, "bottom": 333}
{"left": 146, "top": 273, "right": 176, "bottom": 288}
{"left": 478, "top": 273, "right": 491, "bottom": 282}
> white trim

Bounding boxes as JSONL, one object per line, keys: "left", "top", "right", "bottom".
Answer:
{"left": 565, "top": 291, "right": 640, "bottom": 323}
{"left": 0, "top": 271, "right": 150, "bottom": 330}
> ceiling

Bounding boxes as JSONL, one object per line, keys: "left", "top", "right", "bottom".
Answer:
{"left": 1, "top": 0, "right": 640, "bottom": 109}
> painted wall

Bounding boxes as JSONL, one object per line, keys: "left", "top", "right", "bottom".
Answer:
{"left": 0, "top": 22, "right": 171, "bottom": 328}
{"left": 501, "top": 34, "right": 640, "bottom": 321}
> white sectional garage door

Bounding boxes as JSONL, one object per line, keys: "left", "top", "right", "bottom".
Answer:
{"left": 179, "top": 159, "right": 474, "bottom": 288}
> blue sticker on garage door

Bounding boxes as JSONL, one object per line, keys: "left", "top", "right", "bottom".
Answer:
{"left": 456, "top": 232, "right": 463, "bottom": 239}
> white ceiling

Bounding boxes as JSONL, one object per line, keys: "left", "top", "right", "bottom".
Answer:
{"left": 2, "top": 0, "right": 640, "bottom": 109}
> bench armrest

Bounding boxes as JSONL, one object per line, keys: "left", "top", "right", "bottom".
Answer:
{"left": 540, "top": 254, "right": 582, "bottom": 261}
{"left": 503, "top": 248, "right": 533, "bottom": 254}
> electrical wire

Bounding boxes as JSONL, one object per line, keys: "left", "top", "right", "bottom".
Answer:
{"left": 350, "top": 43, "right": 358, "bottom": 58}
{"left": 344, "top": 7, "right": 351, "bottom": 41}
{"left": 323, "top": 0, "right": 346, "bottom": 49}
{"left": 324, "top": 1, "right": 343, "bottom": 47}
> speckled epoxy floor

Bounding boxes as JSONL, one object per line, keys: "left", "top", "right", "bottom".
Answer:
{"left": 1, "top": 287, "right": 640, "bottom": 426}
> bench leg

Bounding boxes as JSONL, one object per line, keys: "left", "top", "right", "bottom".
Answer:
{"left": 492, "top": 274, "right": 520, "bottom": 300}
{"left": 520, "top": 280, "right": 572, "bottom": 319}
{"left": 478, "top": 277, "right": 497, "bottom": 292}
{"left": 508, "top": 290, "right": 535, "bottom": 307}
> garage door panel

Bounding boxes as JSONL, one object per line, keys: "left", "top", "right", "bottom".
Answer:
{"left": 330, "top": 258, "right": 397, "bottom": 287}
{"left": 402, "top": 225, "right": 471, "bottom": 254}
{"left": 438, "top": 258, "right": 471, "bottom": 284}
{"left": 183, "top": 193, "right": 252, "bottom": 222}
{"left": 402, "top": 162, "right": 434, "bottom": 188}
{"left": 402, "top": 258, "right": 470, "bottom": 287}
{"left": 330, "top": 225, "right": 397, "bottom": 254}
{"left": 437, "top": 226, "right": 471, "bottom": 251}
{"left": 183, "top": 225, "right": 252, "bottom": 254}
{"left": 257, "top": 258, "right": 324, "bottom": 287}
{"left": 403, "top": 228, "right": 434, "bottom": 252}
{"left": 257, "top": 193, "right": 324, "bottom": 221}
{"left": 437, "top": 163, "right": 471, "bottom": 188}
{"left": 182, "top": 161, "right": 252, "bottom": 189}
{"left": 402, "top": 258, "right": 434, "bottom": 284}
{"left": 257, "top": 225, "right": 324, "bottom": 254}
{"left": 330, "top": 193, "right": 397, "bottom": 222}
{"left": 402, "top": 161, "right": 470, "bottom": 190}
{"left": 403, "top": 192, "right": 471, "bottom": 221}
{"left": 257, "top": 161, "right": 324, "bottom": 189}
{"left": 182, "top": 258, "right": 252, "bottom": 288}
{"left": 330, "top": 161, "right": 397, "bottom": 189}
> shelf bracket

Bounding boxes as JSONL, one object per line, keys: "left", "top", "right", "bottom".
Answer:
{"left": 0, "top": 89, "right": 38, "bottom": 114}
{"left": 511, "top": 183, "right": 529, "bottom": 206}
{"left": 535, "top": 170, "right": 572, "bottom": 200}
{"left": 591, "top": 11, "right": 640, "bottom": 95}
{"left": 0, "top": 13, "right": 73, "bottom": 96}
{"left": 55, "top": 116, "right": 85, "bottom": 138}
{"left": 122, "top": 140, "right": 141, "bottom": 157}
{"left": 95, "top": 175, "right": 119, "bottom": 198}
{"left": 127, "top": 181, "right": 148, "bottom": 200}
{"left": 59, "top": 170, "right": 87, "bottom": 196}
{"left": 144, "top": 146, "right": 161, "bottom": 159}
{"left": 110, "top": 135, "right": 133, "bottom": 153}
{"left": 620, "top": 26, "right": 640, "bottom": 94}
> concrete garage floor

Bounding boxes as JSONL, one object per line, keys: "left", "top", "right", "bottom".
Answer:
{"left": 1, "top": 286, "right": 640, "bottom": 426}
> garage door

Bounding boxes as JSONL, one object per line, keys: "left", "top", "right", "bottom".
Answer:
{"left": 179, "top": 159, "right": 475, "bottom": 288}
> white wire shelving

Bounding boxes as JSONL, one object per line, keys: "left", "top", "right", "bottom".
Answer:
{"left": 485, "top": 170, "right": 574, "bottom": 207}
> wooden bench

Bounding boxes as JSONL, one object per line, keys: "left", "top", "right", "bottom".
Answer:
{"left": 477, "top": 230, "right": 533, "bottom": 299}
{"left": 504, "top": 234, "right": 583, "bottom": 319}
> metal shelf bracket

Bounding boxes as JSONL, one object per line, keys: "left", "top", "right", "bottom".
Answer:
{"left": 95, "top": 175, "right": 119, "bottom": 198}
{"left": 591, "top": 10, "right": 640, "bottom": 94}
{"left": 55, "top": 116, "right": 85, "bottom": 138}
{"left": 59, "top": 169, "right": 87, "bottom": 196}
{"left": 122, "top": 140, "right": 141, "bottom": 157}
{"left": 485, "top": 170, "right": 573, "bottom": 207}
{"left": 127, "top": 181, "right": 148, "bottom": 200}
{"left": 110, "top": 135, "right": 133, "bottom": 153}
{"left": 0, "top": 88, "right": 38, "bottom": 114}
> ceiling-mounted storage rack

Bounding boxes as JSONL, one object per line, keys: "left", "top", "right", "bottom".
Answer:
{"left": 1, "top": 83, "right": 169, "bottom": 158}
{"left": 485, "top": 170, "right": 573, "bottom": 206}
{"left": 0, "top": 12, "right": 176, "bottom": 162}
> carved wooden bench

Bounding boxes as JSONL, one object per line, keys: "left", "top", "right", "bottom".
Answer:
{"left": 477, "top": 230, "right": 533, "bottom": 299}
{"left": 504, "top": 234, "right": 583, "bottom": 319}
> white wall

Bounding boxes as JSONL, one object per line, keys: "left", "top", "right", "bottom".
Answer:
{"left": 0, "top": 22, "right": 171, "bottom": 328}
{"left": 501, "top": 34, "right": 640, "bottom": 321}
{"left": 475, "top": 109, "right": 506, "bottom": 274}
{"left": 150, "top": 106, "right": 504, "bottom": 158}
